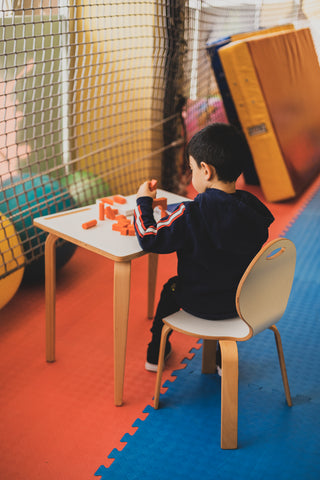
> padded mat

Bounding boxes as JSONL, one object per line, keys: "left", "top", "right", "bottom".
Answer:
{"left": 219, "top": 28, "right": 320, "bottom": 202}
{"left": 206, "top": 25, "right": 294, "bottom": 186}
{"left": 95, "top": 187, "right": 320, "bottom": 480}
{"left": 206, "top": 24, "right": 294, "bottom": 131}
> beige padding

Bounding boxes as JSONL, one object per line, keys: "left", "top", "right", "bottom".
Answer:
{"left": 164, "top": 310, "right": 250, "bottom": 340}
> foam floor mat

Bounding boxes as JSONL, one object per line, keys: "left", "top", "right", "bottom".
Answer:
{"left": 95, "top": 187, "right": 320, "bottom": 480}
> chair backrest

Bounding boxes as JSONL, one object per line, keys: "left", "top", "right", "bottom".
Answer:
{"left": 236, "top": 238, "right": 296, "bottom": 336}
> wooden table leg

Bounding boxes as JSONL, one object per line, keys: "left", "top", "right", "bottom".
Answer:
{"left": 113, "top": 260, "right": 131, "bottom": 406}
{"left": 45, "top": 233, "right": 58, "bottom": 362}
{"left": 147, "top": 253, "right": 158, "bottom": 319}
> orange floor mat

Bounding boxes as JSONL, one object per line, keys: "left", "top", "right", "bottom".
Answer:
{"left": 0, "top": 174, "right": 320, "bottom": 480}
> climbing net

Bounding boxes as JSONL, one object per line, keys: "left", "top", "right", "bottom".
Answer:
{"left": 0, "top": 0, "right": 319, "bottom": 282}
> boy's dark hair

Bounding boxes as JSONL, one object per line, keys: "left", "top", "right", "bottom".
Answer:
{"left": 186, "top": 123, "right": 250, "bottom": 182}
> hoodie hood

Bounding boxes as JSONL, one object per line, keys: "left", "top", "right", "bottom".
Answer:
{"left": 195, "top": 188, "right": 274, "bottom": 254}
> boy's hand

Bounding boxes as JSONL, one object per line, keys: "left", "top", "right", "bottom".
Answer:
{"left": 136, "top": 180, "right": 157, "bottom": 199}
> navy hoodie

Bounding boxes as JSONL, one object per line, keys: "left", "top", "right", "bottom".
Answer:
{"left": 134, "top": 188, "right": 274, "bottom": 319}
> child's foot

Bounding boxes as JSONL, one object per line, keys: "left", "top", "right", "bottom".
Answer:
{"left": 145, "top": 340, "right": 172, "bottom": 372}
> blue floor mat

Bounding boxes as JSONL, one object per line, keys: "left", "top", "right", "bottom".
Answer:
{"left": 95, "top": 188, "right": 320, "bottom": 480}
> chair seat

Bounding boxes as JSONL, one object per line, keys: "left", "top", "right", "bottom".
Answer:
{"left": 164, "top": 309, "right": 251, "bottom": 340}
{"left": 155, "top": 239, "right": 295, "bottom": 449}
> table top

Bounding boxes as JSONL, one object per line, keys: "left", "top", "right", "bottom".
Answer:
{"left": 33, "top": 189, "right": 190, "bottom": 262}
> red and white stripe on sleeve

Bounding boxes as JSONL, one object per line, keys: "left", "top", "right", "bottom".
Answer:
{"left": 134, "top": 203, "right": 186, "bottom": 238}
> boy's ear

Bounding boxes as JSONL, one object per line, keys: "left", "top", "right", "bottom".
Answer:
{"left": 200, "top": 161, "right": 216, "bottom": 180}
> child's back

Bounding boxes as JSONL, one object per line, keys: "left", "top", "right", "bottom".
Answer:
{"left": 172, "top": 187, "right": 274, "bottom": 319}
{"left": 134, "top": 123, "right": 274, "bottom": 371}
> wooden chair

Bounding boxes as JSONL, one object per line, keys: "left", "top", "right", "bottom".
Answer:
{"left": 154, "top": 238, "right": 296, "bottom": 449}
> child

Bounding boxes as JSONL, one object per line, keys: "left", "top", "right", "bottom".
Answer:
{"left": 134, "top": 123, "right": 274, "bottom": 372}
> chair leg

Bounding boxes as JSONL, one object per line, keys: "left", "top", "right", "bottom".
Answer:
{"left": 220, "top": 340, "right": 238, "bottom": 449}
{"left": 154, "top": 324, "right": 172, "bottom": 409}
{"left": 202, "top": 339, "right": 217, "bottom": 374}
{"left": 269, "top": 325, "right": 292, "bottom": 407}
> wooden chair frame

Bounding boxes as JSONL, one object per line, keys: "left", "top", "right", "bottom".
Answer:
{"left": 154, "top": 238, "right": 296, "bottom": 449}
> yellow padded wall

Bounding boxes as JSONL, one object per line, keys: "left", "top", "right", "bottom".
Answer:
{"left": 219, "top": 28, "right": 320, "bottom": 202}
{"left": 219, "top": 37, "right": 295, "bottom": 202}
{"left": 247, "top": 28, "right": 320, "bottom": 196}
{"left": 72, "top": 0, "right": 164, "bottom": 195}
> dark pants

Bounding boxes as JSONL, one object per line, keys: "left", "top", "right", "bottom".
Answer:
{"left": 150, "top": 275, "right": 221, "bottom": 363}
{"left": 150, "top": 276, "right": 180, "bottom": 344}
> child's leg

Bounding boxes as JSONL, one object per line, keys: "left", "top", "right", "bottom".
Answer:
{"left": 146, "top": 276, "right": 180, "bottom": 369}
{"left": 150, "top": 276, "right": 180, "bottom": 340}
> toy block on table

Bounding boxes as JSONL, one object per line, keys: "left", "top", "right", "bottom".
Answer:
{"left": 112, "top": 223, "right": 122, "bottom": 232}
{"left": 82, "top": 219, "right": 97, "bottom": 229}
{"left": 127, "top": 224, "right": 135, "bottom": 236}
{"left": 115, "top": 215, "right": 131, "bottom": 226}
{"left": 113, "top": 196, "right": 136, "bottom": 216}
{"left": 152, "top": 197, "right": 167, "bottom": 210}
{"left": 120, "top": 224, "right": 136, "bottom": 236}
{"left": 113, "top": 195, "right": 127, "bottom": 204}
{"left": 112, "top": 213, "right": 134, "bottom": 236}
{"left": 99, "top": 202, "right": 105, "bottom": 220}
{"left": 105, "top": 206, "right": 117, "bottom": 220}
{"left": 160, "top": 207, "right": 167, "bottom": 219}
{"left": 100, "top": 197, "right": 114, "bottom": 205}
{"left": 120, "top": 226, "right": 129, "bottom": 236}
{"left": 115, "top": 214, "right": 127, "bottom": 221}
{"left": 97, "top": 194, "right": 136, "bottom": 216}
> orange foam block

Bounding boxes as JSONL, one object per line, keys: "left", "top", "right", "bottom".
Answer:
{"left": 115, "top": 215, "right": 131, "bottom": 227}
{"left": 120, "top": 224, "right": 136, "bottom": 236}
{"left": 100, "top": 197, "right": 114, "bottom": 205}
{"left": 160, "top": 207, "right": 167, "bottom": 219}
{"left": 99, "top": 202, "right": 105, "bottom": 220}
{"left": 127, "top": 224, "right": 136, "bottom": 236}
{"left": 113, "top": 195, "right": 127, "bottom": 204}
{"left": 112, "top": 223, "right": 122, "bottom": 232}
{"left": 153, "top": 197, "right": 167, "bottom": 210}
{"left": 150, "top": 179, "right": 158, "bottom": 191}
{"left": 112, "top": 217, "right": 131, "bottom": 230}
{"left": 115, "top": 215, "right": 127, "bottom": 221}
{"left": 105, "top": 206, "right": 116, "bottom": 220}
{"left": 82, "top": 219, "right": 97, "bottom": 229}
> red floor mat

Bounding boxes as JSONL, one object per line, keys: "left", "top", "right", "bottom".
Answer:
{"left": 0, "top": 174, "right": 319, "bottom": 480}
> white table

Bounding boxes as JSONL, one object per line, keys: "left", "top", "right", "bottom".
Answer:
{"left": 33, "top": 189, "right": 188, "bottom": 406}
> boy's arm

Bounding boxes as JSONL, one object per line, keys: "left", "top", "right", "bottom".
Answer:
{"left": 134, "top": 196, "right": 187, "bottom": 253}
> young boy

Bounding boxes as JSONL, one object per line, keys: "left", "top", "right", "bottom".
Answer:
{"left": 134, "top": 123, "right": 274, "bottom": 372}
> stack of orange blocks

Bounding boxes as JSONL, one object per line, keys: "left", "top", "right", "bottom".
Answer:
{"left": 98, "top": 196, "right": 136, "bottom": 236}
{"left": 82, "top": 191, "right": 168, "bottom": 234}
{"left": 152, "top": 197, "right": 168, "bottom": 219}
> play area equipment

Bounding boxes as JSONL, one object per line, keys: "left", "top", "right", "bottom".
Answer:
{"left": 206, "top": 24, "right": 295, "bottom": 186}
{"left": 217, "top": 27, "right": 320, "bottom": 202}
{"left": 207, "top": 24, "right": 294, "bottom": 131}
{"left": 0, "top": 174, "right": 77, "bottom": 283}
{"left": 73, "top": 4, "right": 164, "bottom": 196}
{"left": 0, "top": 214, "right": 25, "bottom": 309}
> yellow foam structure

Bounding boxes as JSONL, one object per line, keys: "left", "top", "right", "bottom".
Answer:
{"left": 72, "top": 1, "right": 164, "bottom": 195}
{"left": 219, "top": 28, "right": 320, "bottom": 202}
{"left": 231, "top": 23, "right": 294, "bottom": 42}
{"left": 0, "top": 214, "right": 25, "bottom": 310}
